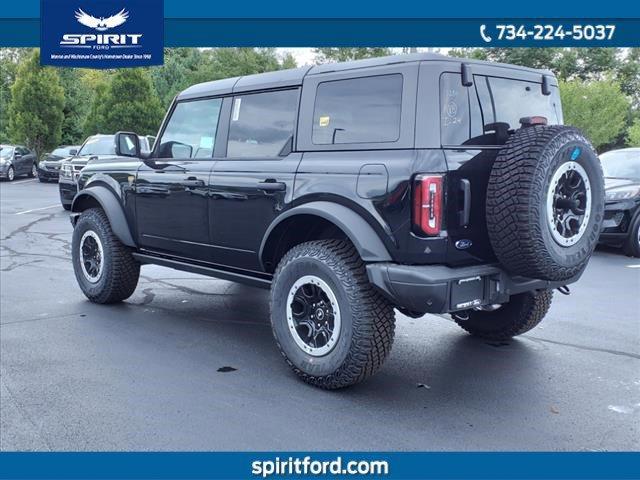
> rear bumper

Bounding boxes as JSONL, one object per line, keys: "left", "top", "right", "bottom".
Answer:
{"left": 367, "top": 263, "right": 582, "bottom": 314}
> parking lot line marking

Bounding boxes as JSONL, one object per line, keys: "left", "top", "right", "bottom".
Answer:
{"left": 14, "top": 204, "right": 60, "bottom": 215}
{"left": 626, "top": 264, "right": 640, "bottom": 269}
{"left": 3, "top": 178, "right": 37, "bottom": 185}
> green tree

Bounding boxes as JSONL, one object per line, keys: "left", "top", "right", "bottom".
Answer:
{"left": 7, "top": 50, "right": 65, "bottom": 157}
{"left": 313, "top": 48, "right": 392, "bottom": 63}
{"left": 150, "top": 48, "right": 297, "bottom": 109}
{"left": 560, "top": 78, "right": 629, "bottom": 151}
{"left": 82, "top": 78, "right": 110, "bottom": 137}
{"left": 627, "top": 118, "right": 640, "bottom": 147}
{"left": 101, "top": 69, "right": 163, "bottom": 136}
{"left": 58, "top": 68, "right": 92, "bottom": 145}
{"left": 0, "top": 48, "right": 33, "bottom": 142}
{"left": 204, "top": 48, "right": 286, "bottom": 79}
{"left": 150, "top": 48, "right": 205, "bottom": 108}
{"left": 617, "top": 48, "right": 640, "bottom": 110}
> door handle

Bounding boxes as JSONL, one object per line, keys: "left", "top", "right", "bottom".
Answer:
{"left": 257, "top": 180, "right": 286, "bottom": 192}
{"left": 184, "top": 177, "right": 205, "bottom": 188}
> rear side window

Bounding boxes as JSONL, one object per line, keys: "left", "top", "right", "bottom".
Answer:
{"left": 475, "top": 76, "right": 561, "bottom": 130}
{"left": 157, "top": 98, "right": 222, "bottom": 159}
{"left": 227, "top": 89, "right": 298, "bottom": 158}
{"left": 312, "top": 74, "right": 402, "bottom": 145}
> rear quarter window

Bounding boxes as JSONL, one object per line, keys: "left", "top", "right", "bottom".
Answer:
{"left": 312, "top": 74, "right": 403, "bottom": 145}
{"left": 439, "top": 73, "right": 471, "bottom": 145}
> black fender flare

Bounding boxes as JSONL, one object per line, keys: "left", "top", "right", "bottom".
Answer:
{"left": 71, "top": 186, "right": 136, "bottom": 247}
{"left": 259, "top": 201, "right": 392, "bottom": 268}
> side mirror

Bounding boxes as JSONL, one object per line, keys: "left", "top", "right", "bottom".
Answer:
{"left": 69, "top": 149, "right": 77, "bottom": 156}
{"left": 115, "top": 131, "right": 141, "bottom": 158}
{"left": 14, "top": 153, "right": 22, "bottom": 160}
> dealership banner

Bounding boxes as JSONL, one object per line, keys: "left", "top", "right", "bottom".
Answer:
{"left": 40, "top": 0, "right": 163, "bottom": 68}
{"left": 0, "top": 0, "right": 639, "bottom": 47}
{"left": 0, "top": 452, "right": 639, "bottom": 479}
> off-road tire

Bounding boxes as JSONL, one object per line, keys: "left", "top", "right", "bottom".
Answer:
{"left": 623, "top": 215, "right": 640, "bottom": 258}
{"left": 487, "top": 125, "right": 604, "bottom": 281}
{"left": 270, "top": 239, "right": 395, "bottom": 389}
{"left": 72, "top": 207, "right": 140, "bottom": 304}
{"left": 455, "top": 290, "right": 553, "bottom": 340}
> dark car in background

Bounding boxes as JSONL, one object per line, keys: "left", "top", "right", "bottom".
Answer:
{"left": 38, "top": 145, "right": 81, "bottom": 182}
{"left": 59, "top": 134, "right": 151, "bottom": 210}
{"left": 0, "top": 145, "right": 37, "bottom": 181}
{"left": 599, "top": 148, "right": 640, "bottom": 256}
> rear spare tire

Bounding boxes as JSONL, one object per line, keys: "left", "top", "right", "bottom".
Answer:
{"left": 486, "top": 125, "right": 604, "bottom": 281}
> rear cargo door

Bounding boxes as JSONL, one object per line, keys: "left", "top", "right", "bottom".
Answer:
{"left": 438, "top": 71, "right": 563, "bottom": 265}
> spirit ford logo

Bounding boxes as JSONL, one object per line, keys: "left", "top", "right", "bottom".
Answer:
{"left": 60, "top": 34, "right": 142, "bottom": 45}
{"left": 59, "top": 8, "right": 142, "bottom": 48}
{"left": 41, "top": 0, "right": 163, "bottom": 68}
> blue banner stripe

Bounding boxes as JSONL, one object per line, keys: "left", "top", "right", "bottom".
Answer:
{"left": 2, "top": 18, "right": 640, "bottom": 47}
{"left": 0, "top": 452, "right": 639, "bottom": 479}
{"left": 2, "top": 0, "right": 640, "bottom": 19}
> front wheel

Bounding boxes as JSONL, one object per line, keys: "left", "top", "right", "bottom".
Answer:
{"left": 6, "top": 166, "right": 14, "bottom": 182}
{"left": 454, "top": 290, "right": 553, "bottom": 340}
{"left": 72, "top": 208, "right": 140, "bottom": 304}
{"left": 623, "top": 215, "right": 640, "bottom": 258}
{"left": 270, "top": 240, "right": 395, "bottom": 389}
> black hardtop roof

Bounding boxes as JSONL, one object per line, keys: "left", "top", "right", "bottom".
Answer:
{"left": 177, "top": 52, "right": 554, "bottom": 101}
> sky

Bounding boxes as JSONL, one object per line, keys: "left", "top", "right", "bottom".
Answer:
{"left": 276, "top": 48, "right": 448, "bottom": 66}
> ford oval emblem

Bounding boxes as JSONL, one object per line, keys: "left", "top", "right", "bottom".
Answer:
{"left": 455, "top": 239, "right": 473, "bottom": 250}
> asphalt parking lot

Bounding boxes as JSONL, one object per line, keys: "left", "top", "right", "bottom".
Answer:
{"left": 1, "top": 178, "right": 639, "bottom": 451}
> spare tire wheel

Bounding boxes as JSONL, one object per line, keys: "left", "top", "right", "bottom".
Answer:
{"left": 486, "top": 125, "right": 604, "bottom": 281}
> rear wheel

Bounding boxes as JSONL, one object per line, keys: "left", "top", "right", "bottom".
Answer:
{"left": 7, "top": 166, "right": 14, "bottom": 182}
{"left": 72, "top": 208, "right": 140, "bottom": 304}
{"left": 454, "top": 290, "right": 553, "bottom": 340}
{"left": 270, "top": 240, "right": 395, "bottom": 389}
{"left": 29, "top": 163, "right": 37, "bottom": 178}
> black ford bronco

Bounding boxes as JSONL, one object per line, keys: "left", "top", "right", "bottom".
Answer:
{"left": 70, "top": 53, "right": 604, "bottom": 389}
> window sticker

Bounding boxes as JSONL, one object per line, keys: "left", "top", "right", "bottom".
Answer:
{"left": 443, "top": 89, "right": 462, "bottom": 128}
{"left": 200, "top": 136, "right": 214, "bottom": 149}
{"left": 319, "top": 115, "right": 330, "bottom": 127}
{"left": 232, "top": 98, "right": 242, "bottom": 121}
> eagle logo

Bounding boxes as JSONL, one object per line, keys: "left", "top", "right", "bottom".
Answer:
{"left": 74, "top": 8, "right": 129, "bottom": 31}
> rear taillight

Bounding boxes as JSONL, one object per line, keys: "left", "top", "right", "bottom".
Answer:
{"left": 413, "top": 174, "right": 443, "bottom": 236}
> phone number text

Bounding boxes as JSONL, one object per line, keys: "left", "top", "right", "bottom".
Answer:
{"left": 491, "top": 24, "right": 616, "bottom": 42}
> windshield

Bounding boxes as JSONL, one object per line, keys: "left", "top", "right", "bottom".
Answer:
{"left": 78, "top": 136, "right": 116, "bottom": 156}
{"left": 0, "top": 146, "right": 13, "bottom": 158}
{"left": 600, "top": 150, "right": 640, "bottom": 180}
{"left": 52, "top": 147, "right": 74, "bottom": 156}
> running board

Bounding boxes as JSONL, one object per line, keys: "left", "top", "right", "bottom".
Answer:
{"left": 132, "top": 253, "right": 272, "bottom": 289}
